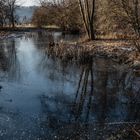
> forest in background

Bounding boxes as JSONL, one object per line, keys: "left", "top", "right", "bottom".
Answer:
{"left": 0, "top": 0, "right": 140, "bottom": 40}
{"left": 31, "top": 0, "right": 140, "bottom": 39}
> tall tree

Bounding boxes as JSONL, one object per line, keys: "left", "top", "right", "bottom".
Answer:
{"left": 78, "top": 0, "right": 96, "bottom": 40}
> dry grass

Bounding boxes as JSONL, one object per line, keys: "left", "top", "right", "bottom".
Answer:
{"left": 47, "top": 39, "right": 139, "bottom": 65}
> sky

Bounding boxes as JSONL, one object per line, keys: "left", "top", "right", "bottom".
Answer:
{"left": 19, "top": 0, "right": 39, "bottom": 6}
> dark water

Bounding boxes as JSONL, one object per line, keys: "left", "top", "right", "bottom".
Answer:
{"left": 0, "top": 32, "right": 140, "bottom": 140}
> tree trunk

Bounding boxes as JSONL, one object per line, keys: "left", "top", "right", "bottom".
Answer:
{"left": 78, "top": 0, "right": 96, "bottom": 40}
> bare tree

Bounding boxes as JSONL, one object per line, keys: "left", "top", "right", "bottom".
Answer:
{"left": 111, "top": 0, "right": 140, "bottom": 37}
{"left": 6, "top": 0, "right": 18, "bottom": 28}
{"left": 0, "top": 0, "right": 8, "bottom": 27}
{"left": 78, "top": 0, "right": 96, "bottom": 40}
{"left": 34, "top": 0, "right": 81, "bottom": 32}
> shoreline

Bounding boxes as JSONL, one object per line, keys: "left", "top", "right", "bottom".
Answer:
{"left": 0, "top": 27, "right": 62, "bottom": 32}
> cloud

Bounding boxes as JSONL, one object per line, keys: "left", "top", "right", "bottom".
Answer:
{"left": 19, "top": 0, "right": 38, "bottom": 6}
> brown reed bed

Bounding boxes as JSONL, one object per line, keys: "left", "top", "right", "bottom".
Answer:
{"left": 46, "top": 39, "right": 140, "bottom": 66}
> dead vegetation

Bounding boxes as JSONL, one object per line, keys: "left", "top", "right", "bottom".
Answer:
{"left": 47, "top": 40, "right": 140, "bottom": 66}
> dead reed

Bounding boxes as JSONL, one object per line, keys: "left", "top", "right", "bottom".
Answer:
{"left": 47, "top": 40, "right": 139, "bottom": 65}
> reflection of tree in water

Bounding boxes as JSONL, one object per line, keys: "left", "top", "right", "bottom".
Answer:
{"left": 1, "top": 40, "right": 20, "bottom": 81}
{"left": 73, "top": 61, "right": 94, "bottom": 122}
{"left": 0, "top": 43, "right": 8, "bottom": 71}
{"left": 73, "top": 58, "right": 140, "bottom": 123}
{"left": 72, "top": 58, "right": 109, "bottom": 123}
{"left": 40, "top": 57, "right": 140, "bottom": 122}
{"left": 30, "top": 31, "right": 61, "bottom": 49}
{"left": 40, "top": 58, "right": 140, "bottom": 139}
